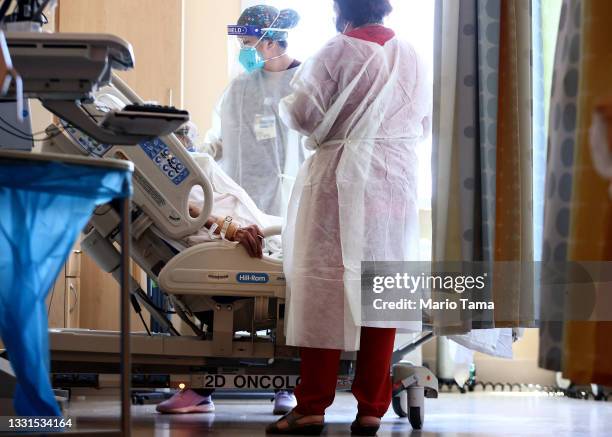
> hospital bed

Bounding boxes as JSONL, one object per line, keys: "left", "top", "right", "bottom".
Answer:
{"left": 41, "top": 73, "right": 330, "bottom": 381}
{"left": 41, "top": 74, "right": 438, "bottom": 430}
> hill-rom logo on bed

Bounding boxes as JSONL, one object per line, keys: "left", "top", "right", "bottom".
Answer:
{"left": 236, "top": 272, "right": 269, "bottom": 283}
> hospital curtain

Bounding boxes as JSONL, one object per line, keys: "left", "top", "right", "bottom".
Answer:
{"left": 539, "top": 0, "right": 612, "bottom": 385}
{"left": 432, "top": 0, "right": 510, "bottom": 355}
{"left": 432, "top": 0, "right": 501, "bottom": 267}
{"left": 432, "top": 0, "right": 549, "bottom": 354}
{"left": 432, "top": 0, "right": 480, "bottom": 337}
{"left": 532, "top": 0, "right": 562, "bottom": 264}
{"left": 538, "top": 0, "right": 580, "bottom": 373}
{"left": 492, "top": 0, "right": 534, "bottom": 327}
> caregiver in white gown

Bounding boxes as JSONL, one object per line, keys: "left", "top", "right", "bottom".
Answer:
{"left": 266, "top": 0, "right": 430, "bottom": 434}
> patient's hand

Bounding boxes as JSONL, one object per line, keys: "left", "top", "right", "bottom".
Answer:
{"left": 233, "top": 224, "right": 264, "bottom": 258}
{"left": 189, "top": 203, "right": 201, "bottom": 218}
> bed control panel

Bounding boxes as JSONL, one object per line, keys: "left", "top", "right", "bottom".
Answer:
{"left": 63, "top": 123, "right": 112, "bottom": 157}
{"left": 139, "top": 138, "right": 190, "bottom": 186}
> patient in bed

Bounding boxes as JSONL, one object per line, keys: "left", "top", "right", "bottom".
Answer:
{"left": 176, "top": 123, "right": 283, "bottom": 259}
{"left": 154, "top": 125, "right": 286, "bottom": 415}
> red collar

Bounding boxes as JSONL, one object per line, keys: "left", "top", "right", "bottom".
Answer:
{"left": 345, "top": 25, "right": 395, "bottom": 46}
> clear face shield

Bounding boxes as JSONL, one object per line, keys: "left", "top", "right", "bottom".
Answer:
{"left": 227, "top": 18, "right": 288, "bottom": 74}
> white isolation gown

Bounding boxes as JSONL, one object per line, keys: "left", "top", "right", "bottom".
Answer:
{"left": 279, "top": 33, "right": 431, "bottom": 351}
{"left": 204, "top": 67, "right": 307, "bottom": 217}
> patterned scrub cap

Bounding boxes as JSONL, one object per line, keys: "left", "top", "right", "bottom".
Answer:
{"left": 237, "top": 5, "right": 300, "bottom": 41}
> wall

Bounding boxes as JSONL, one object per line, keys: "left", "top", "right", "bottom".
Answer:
{"left": 183, "top": 0, "right": 241, "bottom": 136}
{"left": 57, "top": 0, "right": 183, "bottom": 107}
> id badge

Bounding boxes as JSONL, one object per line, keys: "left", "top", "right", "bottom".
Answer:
{"left": 254, "top": 114, "right": 277, "bottom": 141}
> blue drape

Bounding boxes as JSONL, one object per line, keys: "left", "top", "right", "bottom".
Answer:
{"left": 0, "top": 158, "right": 132, "bottom": 416}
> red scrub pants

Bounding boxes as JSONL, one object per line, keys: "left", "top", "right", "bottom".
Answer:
{"left": 294, "top": 327, "right": 396, "bottom": 417}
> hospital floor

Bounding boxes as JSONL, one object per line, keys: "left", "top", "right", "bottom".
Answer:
{"left": 56, "top": 391, "right": 612, "bottom": 436}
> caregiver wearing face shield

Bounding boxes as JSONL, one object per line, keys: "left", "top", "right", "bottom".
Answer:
{"left": 155, "top": 6, "right": 303, "bottom": 417}
{"left": 266, "top": 0, "right": 431, "bottom": 435}
{"left": 203, "top": 5, "right": 307, "bottom": 218}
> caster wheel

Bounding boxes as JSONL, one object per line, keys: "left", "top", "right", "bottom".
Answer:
{"left": 592, "top": 384, "right": 605, "bottom": 401}
{"left": 409, "top": 406, "right": 423, "bottom": 430}
{"left": 392, "top": 391, "right": 407, "bottom": 418}
{"left": 556, "top": 372, "right": 572, "bottom": 390}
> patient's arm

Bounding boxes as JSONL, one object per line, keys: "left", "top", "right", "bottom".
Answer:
{"left": 189, "top": 203, "right": 263, "bottom": 258}
{"left": 233, "top": 225, "right": 264, "bottom": 259}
